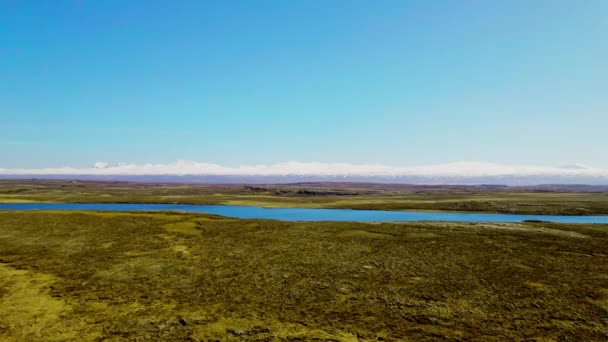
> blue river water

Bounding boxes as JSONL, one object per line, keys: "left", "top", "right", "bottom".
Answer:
{"left": 1, "top": 202, "right": 608, "bottom": 223}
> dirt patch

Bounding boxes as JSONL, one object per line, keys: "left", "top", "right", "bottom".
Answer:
{"left": 475, "top": 223, "right": 590, "bottom": 238}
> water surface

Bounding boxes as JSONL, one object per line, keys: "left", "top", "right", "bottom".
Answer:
{"left": 1, "top": 203, "right": 608, "bottom": 223}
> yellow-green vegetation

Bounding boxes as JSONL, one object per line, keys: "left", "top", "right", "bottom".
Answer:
{"left": 1, "top": 210, "right": 608, "bottom": 340}
{"left": 2, "top": 180, "right": 608, "bottom": 215}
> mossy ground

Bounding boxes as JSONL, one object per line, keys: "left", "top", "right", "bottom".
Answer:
{"left": 1, "top": 210, "right": 608, "bottom": 341}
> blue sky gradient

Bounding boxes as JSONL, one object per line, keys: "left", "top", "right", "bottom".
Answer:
{"left": 1, "top": 0, "right": 607, "bottom": 168}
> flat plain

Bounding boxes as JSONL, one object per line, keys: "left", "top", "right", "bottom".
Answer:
{"left": 1, "top": 180, "right": 608, "bottom": 341}
{"left": 2, "top": 180, "right": 608, "bottom": 215}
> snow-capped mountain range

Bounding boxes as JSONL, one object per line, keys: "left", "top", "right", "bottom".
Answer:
{"left": 1, "top": 161, "right": 608, "bottom": 185}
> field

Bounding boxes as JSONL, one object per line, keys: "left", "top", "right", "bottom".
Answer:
{"left": 1, "top": 210, "right": 608, "bottom": 341}
{"left": 2, "top": 180, "right": 608, "bottom": 215}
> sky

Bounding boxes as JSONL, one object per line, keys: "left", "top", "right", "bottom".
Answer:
{"left": 1, "top": 0, "right": 607, "bottom": 170}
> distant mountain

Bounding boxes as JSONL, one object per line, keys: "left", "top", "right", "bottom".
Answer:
{"left": 2, "top": 174, "right": 608, "bottom": 186}
{"left": 1, "top": 161, "right": 608, "bottom": 186}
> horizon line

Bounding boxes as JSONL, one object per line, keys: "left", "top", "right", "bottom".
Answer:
{"left": 1, "top": 160, "right": 607, "bottom": 176}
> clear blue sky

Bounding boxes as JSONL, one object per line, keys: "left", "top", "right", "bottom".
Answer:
{"left": 2, "top": 0, "right": 607, "bottom": 168}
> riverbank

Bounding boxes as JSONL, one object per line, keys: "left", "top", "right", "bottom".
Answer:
{"left": 2, "top": 180, "right": 608, "bottom": 215}
{"left": 1, "top": 210, "right": 607, "bottom": 340}
{"left": 3, "top": 202, "right": 608, "bottom": 223}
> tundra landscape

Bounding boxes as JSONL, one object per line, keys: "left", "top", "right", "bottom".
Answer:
{"left": 1, "top": 181, "right": 608, "bottom": 340}
{"left": 3, "top": 1, "right": 607, "bottom": 341}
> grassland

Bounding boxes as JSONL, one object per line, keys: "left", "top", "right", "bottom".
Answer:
{"left": 1, "top": 210, "right": 608, "bottom": 341}
{"left": 2, "top": 180, "right": 608, "bottom": 215}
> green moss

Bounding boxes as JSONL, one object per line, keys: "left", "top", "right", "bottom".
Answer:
{"left": 1, "top": 210, "right": 608, "bottom": 340}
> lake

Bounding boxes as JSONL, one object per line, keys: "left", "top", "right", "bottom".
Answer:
{"left": 1, "top": 202, "right": 608, "bottom": 223}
